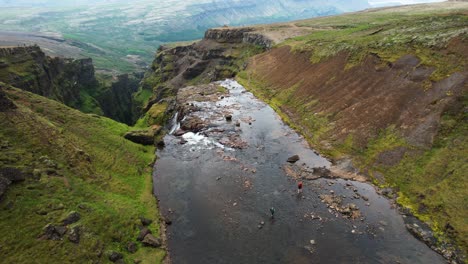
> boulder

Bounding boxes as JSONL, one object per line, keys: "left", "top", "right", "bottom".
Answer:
{"left": 124, "top": 130, "right": 155, "bottom": 145}
{"left": 142, "top": 234, "right": 162, "bottom": 248}
{"left": 137, "top": 227, "right": 151, "bottom": 241}
{"left": 181, "top": 117, "right": 205, "bottom": 132}
{"left": 108, "top": 251, "right": 123, "bottom": 262}
{"left": 313, "top": 167, "right": 331, "bottom": 177}
{"left": 140, "top": 217, "right": 153, "bottom": 226}
{"left": 287, "top": 155, "right": 300, "bottom": 163}
{"left": 42, "top": 224, "right": 67, "bottom": 240}
{"left": 68, "top": 226, "right": 80, "bottom": 244}
{"left": 62, "top": 211, "right": 81, "bottom": 225}
{"left": 127, "top": 242, "right": 138, "bottom": 253}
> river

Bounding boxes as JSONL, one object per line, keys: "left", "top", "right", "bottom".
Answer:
{"left": 153, "top": 79, "right": 444, "bottom": 264}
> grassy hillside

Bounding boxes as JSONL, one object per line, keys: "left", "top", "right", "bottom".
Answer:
{"left": 0, "top": 83, "right": 165, "bottom": 263}
{"left": 236, "top": 2, "right": 468, "bottom": 258}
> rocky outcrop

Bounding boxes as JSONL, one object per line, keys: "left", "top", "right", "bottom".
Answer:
{"left": 205, "top": 28, "right": 273, "bottom": 48}
{"left": 0, "top": 167, "right": 26, "bottom": 199}
{"left": 140, "top": 29, "right": 267, "bottom": 120}
{"left": 0, "top": 45, "right": 98, "bottom": 108}
{"left": 0, "top": 45, "right": 144, "bottom": 125}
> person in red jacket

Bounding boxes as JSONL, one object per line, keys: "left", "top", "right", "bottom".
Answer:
{"left": 297, "top": 181, "right": 303, "bottom": 194}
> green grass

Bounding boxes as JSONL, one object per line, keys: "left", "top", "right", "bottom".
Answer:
{"left": 283, "top": 10, "right": 468, "bottom": 81}
{"left": 0, "top": 86, "right": 165, "bottom": 263}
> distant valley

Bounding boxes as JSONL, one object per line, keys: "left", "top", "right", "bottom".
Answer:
{"left": 0, "top": 0, "right": 370, "bottom": 73}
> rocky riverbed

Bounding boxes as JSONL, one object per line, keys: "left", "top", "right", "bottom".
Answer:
{"left": 153, "top": 79, "right": 445, "bottom": 264}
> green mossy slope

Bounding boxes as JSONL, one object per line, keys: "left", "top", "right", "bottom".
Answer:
{"left": 0, "top": 84, "right": 165, "bottom": 263}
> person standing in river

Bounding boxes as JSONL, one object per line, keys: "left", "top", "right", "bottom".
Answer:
{"left": 270, "top": 207, "right": 275, "bottom": 219}
{"left": 297, "top": 181, "right": 303, "bottom": 194}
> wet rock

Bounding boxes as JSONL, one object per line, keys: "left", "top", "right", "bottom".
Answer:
{"left": 140, "top": 217, "right": 153, "bottom": 226}
{"left": 313, "top": 167, "right": 331, "bottom": 177}
{"left": 174, "top": 129, "right": 186, "bottom": 137}
{"left": 179, "top": 139, "right": 188, "bottom": 145}
{"left": 124, "top": 130, "right": 154, "bottom": 145}
{"left": 181, "top": 117, "right": 205, "bottom": 132}
{"left": 127, "top": 242, "right": 138, "bottom": 253}
{"left": 42, "top": 224, "right": 67, "bottom": 240}
{"left": 68, "top": 226, "right": 80, "bottom": 244}
{"left": 62, "top": 211, "right": 81, "bottom": 225}
{"left": 142, "top": 234, "right": 162, "bottom": 248}
{"left": 225, "top": 114, "right": 233, "bottom": 122}
{"left": 406, "top": 223, "right": 436, "bottom": 245}
{"left": 156, "top": 140, "right": 165, "bottom": 148}
{"left": 164, "top": 219, "right": 172, "bottom": 226}
{"left": 108, "top": 251, "right": 123, "bottom": 262}
{"left": 287, "top": 155, "right": 300, "bottom": 163}
{"left": 137, "top": 227, "right": 151, "bottom": 241}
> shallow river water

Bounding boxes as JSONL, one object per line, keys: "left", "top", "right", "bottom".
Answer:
{"left": 153, "top": 80, "right": 444, "bottom": 264}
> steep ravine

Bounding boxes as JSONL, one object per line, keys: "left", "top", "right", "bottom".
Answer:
{"left": 141, "top": 3, "right": 468, "bottom": 262}
{"left": 0, "top": 45, "right": 145, "bottom": 125}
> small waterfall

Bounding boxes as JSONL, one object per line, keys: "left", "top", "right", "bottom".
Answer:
{"left": 169, "top": 112, "right": 180, "bottom": 135}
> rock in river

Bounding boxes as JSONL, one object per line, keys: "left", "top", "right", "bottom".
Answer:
{"left": 287, "top": 155, "right": 300, "bottom": 163}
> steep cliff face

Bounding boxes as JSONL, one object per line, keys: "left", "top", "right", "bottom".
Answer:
{"left": 0, "top": 45, "right": 144, "bottom": 125}
{"left": 0, "top": 46, "right": 99, "bottom": 110}
{"left": 98, "top": 73, "right": 142, "bottom": 125}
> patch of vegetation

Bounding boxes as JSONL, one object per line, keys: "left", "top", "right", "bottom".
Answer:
{"left": 134, "top": 102, "right": 169, "bottom": 129}
{"left": 382, "top": 95, "right": 468, "bottom": 252}
{"left": 284, "top": 11, "right": 468, "bottom": 81}
{"left": 0, "top": 87, "right": 165, "bottom": 263}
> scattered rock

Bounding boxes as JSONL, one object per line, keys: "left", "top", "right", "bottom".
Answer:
{"left": 137, "top": 227, "right": 152, "bottom": 241}
{"left": 225, "top": 114, "right": 233, "bottom": 121}
{"left": 142, "top": 234, "right": 162, "bottom": 248}
{"left": 108, "top": 251, "right": 123, "bottom": 262}
{"left": 310, "top": 240, "right": 316, "bottom": 245}
{"left": 127, "top": 242, "right": 138, "bottom": 253}
{"left": 181, "top": 116, "right": 206, "bottom": 132}
{"left": 68, "top": 226, "right": 80, "bottom": 244}
{"left": 313, "top": 167, "right": 331, "bottom": 177}
{"left": 42, "top": 224, "right": 67, "bottom": 240}
{"left": 62, "top": 211, "right": 81, "bottom": 225}
{"left": 235, "top": 121, "right": 240, "bottom": 127}
{"left": 140, "top": 217, "right": 153, "bottom": 226}
{"left": 287, "top": 155, "right": 300, "bottom": 163}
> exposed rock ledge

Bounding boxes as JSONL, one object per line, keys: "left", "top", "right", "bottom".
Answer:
{"left": 205, "top": 28, "right": 274, "bottom": 49}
